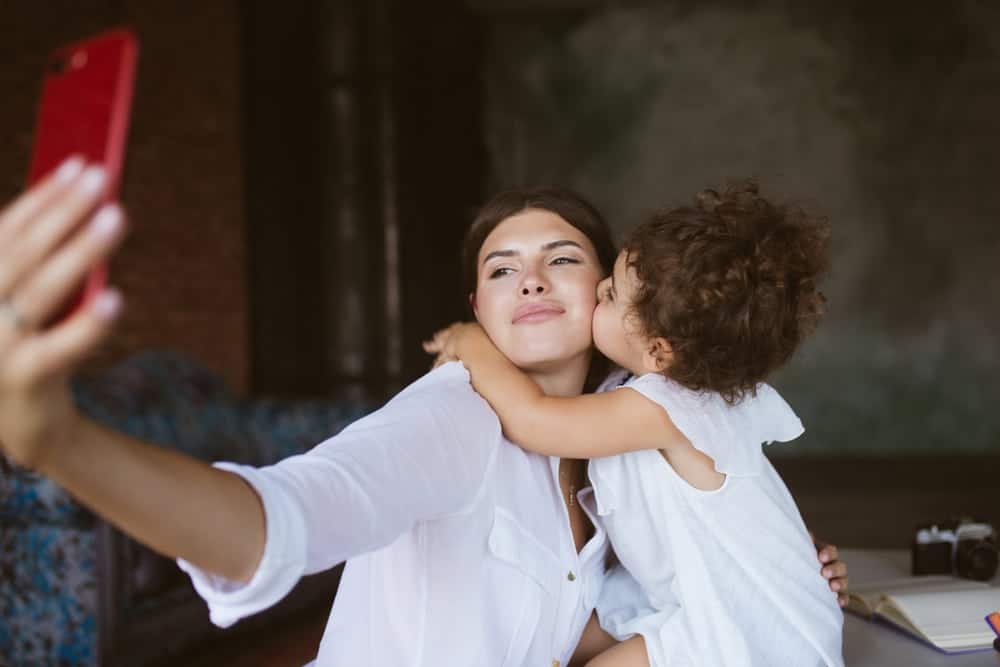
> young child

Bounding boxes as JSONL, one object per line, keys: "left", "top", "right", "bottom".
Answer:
{"left": 425, "top": 182, "right": 844, "bottom": 667}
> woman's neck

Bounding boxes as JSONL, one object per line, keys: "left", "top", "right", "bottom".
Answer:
{"left": 523, "top": 350, "right": 591, "bottom": 397}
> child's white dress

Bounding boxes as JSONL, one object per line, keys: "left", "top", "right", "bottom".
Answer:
{"left": 592, "top": 372, "right": 844, "bottom": 667}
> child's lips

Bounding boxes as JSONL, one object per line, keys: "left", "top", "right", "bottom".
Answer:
{"left": 512, "top": 302, "right": 565, "bottom": 324}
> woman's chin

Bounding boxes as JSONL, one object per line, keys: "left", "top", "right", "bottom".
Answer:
{"left": 505, "top": 342, "right": 591, "bottom": 373}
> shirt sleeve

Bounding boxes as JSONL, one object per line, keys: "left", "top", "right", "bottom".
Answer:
{"left": 178, "top": 363, "right": 501, "bottom": 627}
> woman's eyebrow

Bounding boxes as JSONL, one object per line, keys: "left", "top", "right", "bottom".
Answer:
{"left": 481, "top": 249, "right": 517, "bottom": 265}
{"left": 541, "top": 240, "right": 583, "bottom": 252}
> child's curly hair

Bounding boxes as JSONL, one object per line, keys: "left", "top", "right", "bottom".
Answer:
{"left": 623, "top": 181, "right": 830, "bottom": 404}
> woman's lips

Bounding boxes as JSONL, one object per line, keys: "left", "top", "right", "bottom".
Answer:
{"left": 512, "top": 302, "right": 566, "bottom": 324}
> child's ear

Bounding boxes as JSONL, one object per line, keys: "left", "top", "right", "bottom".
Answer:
{"left": 642, "top": 337, "right": 673, "bottom": 374}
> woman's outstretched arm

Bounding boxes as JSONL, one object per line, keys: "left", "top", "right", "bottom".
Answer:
{"left": 2, "top": 162, "right": 499, "bottom": 593}
{"left": 0, "top": 159, "right": 266, "bottom": 582}
{"left": 46, "top": 417, "right": 267, "bottom": 582}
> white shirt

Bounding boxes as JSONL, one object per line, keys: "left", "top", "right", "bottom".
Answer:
{"left": 178, "top": 362, "right": 609, "bottom": 666}
{"left": 593, "top": 373, "right": 844, "bottom": 667}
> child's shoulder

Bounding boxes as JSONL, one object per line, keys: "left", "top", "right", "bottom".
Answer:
{"left": 621, "top": 372, "right": 711, "bottom": 413}
{"left": 621, "top": 374, "right": 804, "bottom": 477}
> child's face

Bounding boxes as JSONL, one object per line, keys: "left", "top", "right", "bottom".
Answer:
{"left": 592, "top": 251, "right": 666, "bottom": 376}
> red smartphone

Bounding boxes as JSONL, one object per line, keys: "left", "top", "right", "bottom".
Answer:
{"left": 26, "top": 28, "right": 138, "bottom": 324}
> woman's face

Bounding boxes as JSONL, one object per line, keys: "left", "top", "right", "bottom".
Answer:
{"left": 472, "top": 209, "right": 604, "bottom": 373}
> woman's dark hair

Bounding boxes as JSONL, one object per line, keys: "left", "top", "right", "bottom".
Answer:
{"left": 623, "top": 180, "right": 831, "bottom": 403}
{"left": 461, "top": 186, "right": 619, "bottom": 391}
{"left": 461, "top": 186, "right": 618, "bottom": 294}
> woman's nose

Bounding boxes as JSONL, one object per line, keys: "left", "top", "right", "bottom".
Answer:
{"left": 519, "top": 271, "right": 548, "bottom": 296}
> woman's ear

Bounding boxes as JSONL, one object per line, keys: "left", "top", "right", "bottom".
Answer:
{"left": 469, "top": 292, "right": 478, "bottom": 318}
{"left": 642, "top": 337, "right": 672, "bottom": 374}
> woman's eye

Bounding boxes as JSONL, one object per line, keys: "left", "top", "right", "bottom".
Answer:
{"left": 550, "top": 256, "right": 580, "bottom": 266}
{"left": 488, "top": 267, "right": 514, "bottom": 279}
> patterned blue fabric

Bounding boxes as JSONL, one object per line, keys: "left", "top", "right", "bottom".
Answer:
{"left": 0, "top": 525, "right": 97, "bottom": 667}
{"left": 0, "top": 350, "right": 373, "bottom": 666}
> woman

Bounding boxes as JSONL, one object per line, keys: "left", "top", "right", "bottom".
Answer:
{"left": 0, "top": 158, "right": 847, "bottom": 665}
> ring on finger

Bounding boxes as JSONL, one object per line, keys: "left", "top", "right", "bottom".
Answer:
{"left": 0, "top": 297, "right": 32, "bottom": 333}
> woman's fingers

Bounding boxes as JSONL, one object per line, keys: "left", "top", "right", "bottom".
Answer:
{"left": 812, "top": 538, "right": 849, "bottom": 603}
{"left": 817, "top": 543, "right": 839, "bottom": 565}
{"left": 16, "top": 204, "right": 126, "bottom": 327}
{"left": 822, "top": 559, "right": 847, "bottom": 580}
{"left": 822, "top": 557, "right": 848, "bottom": 605}
{"left": 826, "top": 560, "right": 849, "bottom": 606}
{"left": 13, "top": 288, "right": 122, "bottom": 384}
{"left": 824, "top": 565, "right": 848, "bottom": 586}
{"left": 0, "top": 157, "right": 86, "bottom": 246}
{"left": 0, "top": 166, "right": 109, "bottom": 300}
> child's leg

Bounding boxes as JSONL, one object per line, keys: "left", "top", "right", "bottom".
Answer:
{"left": 585, "top": 635, "right": 650, "bottom": 667}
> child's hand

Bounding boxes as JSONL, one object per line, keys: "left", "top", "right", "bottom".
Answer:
{"left": 422, "top": 322, "right": 486, "bottom": 369}
{"left": 422, "top": 323, "right": 460, "bottom": 369}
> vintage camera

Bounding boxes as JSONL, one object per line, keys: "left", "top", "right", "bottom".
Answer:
{"left": 912, "top": 518, "right": 999, "bottom": 581}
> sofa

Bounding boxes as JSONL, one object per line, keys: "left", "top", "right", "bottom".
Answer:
{"left": 0, "top": 351, "right": 373, "bottom": 666}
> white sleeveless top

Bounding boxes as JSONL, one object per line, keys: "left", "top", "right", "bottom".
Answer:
{"left": 591, "top": 372, "right": 844, "bottom": 667}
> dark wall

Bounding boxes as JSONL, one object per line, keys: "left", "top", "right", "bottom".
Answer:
{"left": 243, "top": 0, "right": 487, "bottom": 399}
{"left": 1, "top": 2, "right": 248, "bottom": 393}
{"left": 2, "top": 1, "right": 488, "bottom": 401}
{"left": 479, "top": 0, "right": 1000, "bottom": 456}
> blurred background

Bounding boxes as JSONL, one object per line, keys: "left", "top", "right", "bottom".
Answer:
{"left": 1, "top": 0, "right": 998, "bottom": 663}
{"left": 484, "top": 1, "right": 1000, "bottom": 458}
{"left": 1, "top": 0, "right": 997, "bottom": 521}
{"left": 3, "top": 1, "right": 997, "bottom": 456}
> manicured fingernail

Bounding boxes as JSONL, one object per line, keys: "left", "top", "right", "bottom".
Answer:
{"left": 94, "top": 290, "right": 122, "bottom": 320}
{"left": 90, "top": 205, "right": 121, "bottom": 236}
{"left": 55, "top": 156, "right": 85, "bottom": 182}
{"left": 79, "top": 167, "right": 107, "bottom": 193}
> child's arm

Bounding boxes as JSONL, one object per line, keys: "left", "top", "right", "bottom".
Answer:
{"left": 434, "top": 322, "right": 686, "bottom": 459}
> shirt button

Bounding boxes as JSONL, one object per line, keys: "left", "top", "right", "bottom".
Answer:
{"left": 552, "top": 661, "right": 561, "bottom": 667}
{"left": 567, "top": 571, "right": 576, "bottom": 581}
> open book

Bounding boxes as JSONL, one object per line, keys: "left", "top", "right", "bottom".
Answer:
{"left": 846, "top": 576, "right": 1000, "bottom": 653}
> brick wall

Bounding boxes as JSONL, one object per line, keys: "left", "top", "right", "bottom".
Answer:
{"left": 1, "top": 1, "right": 248, "bottom": 393}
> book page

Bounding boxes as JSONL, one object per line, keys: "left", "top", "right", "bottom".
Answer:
{"left": 847, "top": 575, "right": 979, "bottom": 618}
{"left": 882, "top": 588, "right": 1000, "bottom": 651}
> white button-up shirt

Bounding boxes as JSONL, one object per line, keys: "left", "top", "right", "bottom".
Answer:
{"left": 178, "top": 362, "right": 609, "bottom": 666}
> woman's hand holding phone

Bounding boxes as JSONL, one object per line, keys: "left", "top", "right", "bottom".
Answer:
{"left": 0, "top": 157, "right": 126, "bottom": 471}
